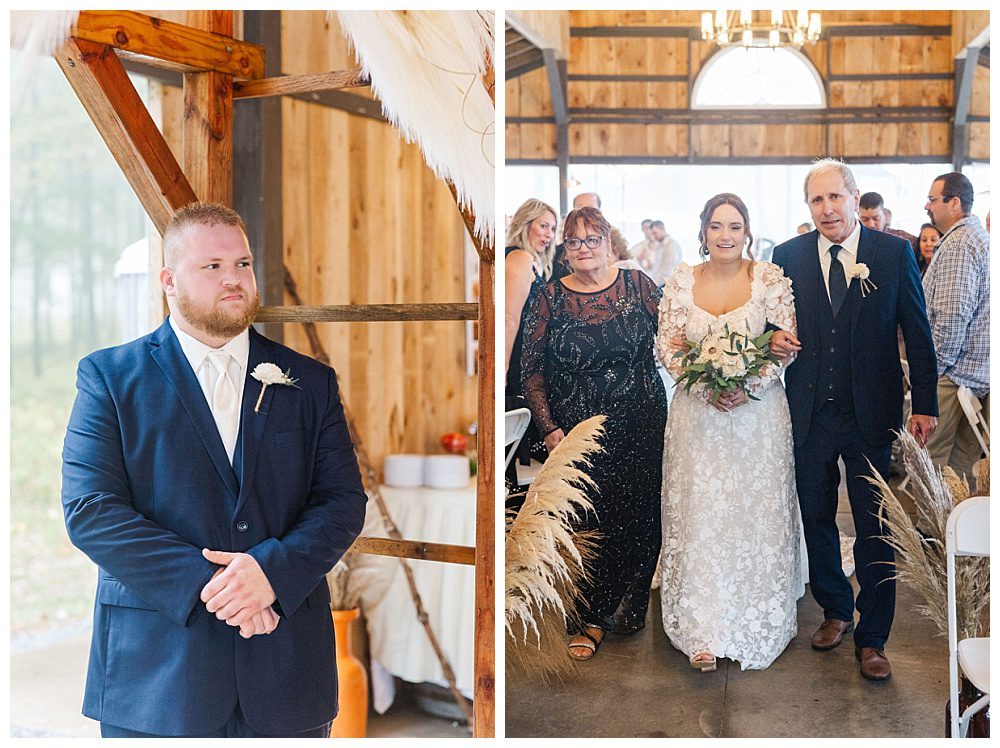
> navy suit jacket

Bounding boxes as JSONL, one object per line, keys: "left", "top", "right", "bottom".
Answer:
{"left": 61, "top": 320, "right": 367, "bottom": 735}
{"left": 772, "top": 227, "right": 938, "bottom": 448}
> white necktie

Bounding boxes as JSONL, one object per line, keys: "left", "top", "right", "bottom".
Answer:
{"left": 207, "top": 349, "right": 239, "bottom": 463}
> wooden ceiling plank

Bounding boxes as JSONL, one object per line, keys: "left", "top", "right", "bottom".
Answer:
{"left": 233, "top": 68, "right": 371, "bottom": 99}
{"left": 55, "top": 37, "right": 197, "bottom": 234}
{"left": 71, "top": 10, "right": 264, "bottom": 79}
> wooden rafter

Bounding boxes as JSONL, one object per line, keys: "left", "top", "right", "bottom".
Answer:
{"left": 233, "top": 68, "right": 371, "bottom": 99}
{"left": 56, "top": 37, "right": 197, "bottom": 232}
{"left": 70, "top": 10, "right": 264, "bottom": 79}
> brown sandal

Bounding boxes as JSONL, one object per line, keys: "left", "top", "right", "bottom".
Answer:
{"left": 568, "top": 628, "right": 604, "bottom": 661}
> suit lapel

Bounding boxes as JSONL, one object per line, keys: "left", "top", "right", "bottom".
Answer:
{"left": 148, "top": 321, "right": 240, "bottom": 500}
{"left": 850, "top": 226, "right": 877, "bottom": 335}
{"left": 234, "top": 328, "right": 281, "bottom": 517}
{"left": 800, "top": 232, "right": 823, "bottom": 340}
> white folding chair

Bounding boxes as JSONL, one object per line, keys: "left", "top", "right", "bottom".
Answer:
{"left": 956, "top": 386, "right": 989, "bottom": 457}
{"left": 504, "top": 408, "right": 532, "bottom": 471}
{"left": 946, "top": 495, "right": 990, "bottom": 738}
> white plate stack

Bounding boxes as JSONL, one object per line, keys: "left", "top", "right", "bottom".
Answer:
{"left": 383, "top": 454, "right": 425, "bottom": 487}
{"left": 423, "top": 455, "right": 470, "bottom": 489}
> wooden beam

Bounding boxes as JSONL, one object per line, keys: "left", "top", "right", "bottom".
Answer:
{"left": 351, "top": 537, "right": 475, "bottom": 565}
{"left": 233, "top": 68, "right": 370, "bottom": 99}
{"left": 183, "top": 10, "right": 234, "bottom": 205}
{"left": 237, "top": 11, "right": 285, "bottom": 343}
{"left": 473, "top": 256, "right": 496, "bottom": 739}
{"left": 255, "top": 303, "right": 479, "bottom": 323}
{"left": 70, "top": 10, "right": 264, "bottom": 79}
{"left": 55, "top": 37, "right": 197, "bottom": 234}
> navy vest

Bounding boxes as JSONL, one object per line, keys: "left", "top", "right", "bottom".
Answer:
{"left": 814, "top": 265, "right": 857, "bottom": 412}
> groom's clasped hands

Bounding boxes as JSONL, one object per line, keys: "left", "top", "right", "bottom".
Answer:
{"left": 200, "top": 548, "right": 280, "bottom": 639}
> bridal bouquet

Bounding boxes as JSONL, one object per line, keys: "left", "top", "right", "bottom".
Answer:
{"left": 672, "top": 324, "right": 781, "bottom": 404}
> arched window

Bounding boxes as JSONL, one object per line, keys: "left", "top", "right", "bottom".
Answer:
{"left": 692, "top": 46, "right": 825, "bottom": 109}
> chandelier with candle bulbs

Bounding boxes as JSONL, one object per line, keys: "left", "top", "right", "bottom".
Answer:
{"left": 700, "top": 10, "right": 822, "bottom": 48}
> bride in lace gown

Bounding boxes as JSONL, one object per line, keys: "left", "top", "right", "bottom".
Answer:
{"left": 656, "top": 194, "right": 804, "bottom": 672}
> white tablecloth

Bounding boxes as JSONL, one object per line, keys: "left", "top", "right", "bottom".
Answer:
{"left": 360, "top": 481, "right": 476, "bottom": 712}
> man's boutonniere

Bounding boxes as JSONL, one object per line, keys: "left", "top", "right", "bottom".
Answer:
{"left": 250, "top": 363, "right": 299, "bottom": 413}
{"left": 849, "top": 263, "right": 878, "bottom": 297}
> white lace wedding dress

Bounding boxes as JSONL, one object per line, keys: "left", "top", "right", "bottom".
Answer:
{"left": 656, "top": 262, "right": 805, "bottom": 670}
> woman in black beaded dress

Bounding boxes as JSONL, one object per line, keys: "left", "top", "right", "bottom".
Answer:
{"left": 521, "top": 206, "right": 668, "bottom": 660}
{"left": 505, "top": 199, "right": 557, "bottom": 492}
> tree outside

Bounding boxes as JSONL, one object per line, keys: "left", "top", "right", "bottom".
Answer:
{"left": 10, "top": 52, "right": 149, "bottom": 638}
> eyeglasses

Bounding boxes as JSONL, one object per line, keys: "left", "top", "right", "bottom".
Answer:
{"left": 927, "top": 195, "right": 955, "bottom": 204}
{"left": 564, "top": 235, "right": 605, "bottom": 251}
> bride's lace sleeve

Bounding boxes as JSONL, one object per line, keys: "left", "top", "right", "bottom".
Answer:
{"left": 519, "top": 287, "right": 559, "bottom": 436}
{"left": 746, "top": 263, "right": 798, "bottom": 395}
{"left": 635, "top": 269, "right": 664, "bottom": 321}
{"left": 655, "top": 274, "right": 687, "bottom": 378}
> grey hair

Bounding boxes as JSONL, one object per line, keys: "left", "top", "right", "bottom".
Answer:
{"left": 803, "top": 158, "right": 858, "bottom": 202}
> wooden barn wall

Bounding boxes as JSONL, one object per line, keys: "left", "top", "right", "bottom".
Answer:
{"left": 280, "top": 12, "right": 477, "bottom": 475}
{"left": 506, "top": 9, "right": 990, "bottom": 163}
{"left": 155, "top": 10, "right": 477, "bottom": 475}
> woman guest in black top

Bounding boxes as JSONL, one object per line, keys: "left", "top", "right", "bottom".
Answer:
{"left": 505, "top": 199, "right": 557, "bottom": 488}
{"left": 916, "top": 222, "right": 942, "bottom": 276}
{"left": 521, "top": 206, "right": 668, "bottom": 660}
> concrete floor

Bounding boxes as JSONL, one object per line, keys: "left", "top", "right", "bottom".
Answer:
{"left": 506, "top": 477, "right": 953, "bottom": 739}
{"left": 10, "top": 630, "right": 470, "bottom": 738}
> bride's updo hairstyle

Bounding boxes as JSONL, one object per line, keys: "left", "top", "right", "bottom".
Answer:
{"left": 697, "top": 193, "right": 755, "bottom": 274}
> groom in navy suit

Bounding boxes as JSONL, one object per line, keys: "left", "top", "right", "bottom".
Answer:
{"left": 771, "top": 160, "right": 938, "bottom": 681}
{"left": 62, "top": 203, "right": 367, "bottom": 736}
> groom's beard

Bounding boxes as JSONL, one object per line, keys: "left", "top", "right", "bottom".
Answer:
{"left": 175, "top": 288, "right": 260, "bottom": 340}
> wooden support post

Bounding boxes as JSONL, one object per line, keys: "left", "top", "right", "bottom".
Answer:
{"left": 55, "top": 37, "right": 197, "bottom": 233}
{"left": 473, "top": 255, "right": 495, "bottom": 738}
{"left": 237, "top": 10, "right": 285, "bottom": 343}
{"left": 184, "top": 11, "right": 234, "bottom": 205}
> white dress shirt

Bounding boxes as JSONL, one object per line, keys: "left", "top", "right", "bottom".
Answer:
{"left": 168, "top": 316, "right": 250, "bottom": 462}
{"left": 816, "top": 221, "right": 861, "bottom": 303}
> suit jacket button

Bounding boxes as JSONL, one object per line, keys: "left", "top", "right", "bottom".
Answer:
{"left": 236, "top": 521, "right": 249, "bottom": 532}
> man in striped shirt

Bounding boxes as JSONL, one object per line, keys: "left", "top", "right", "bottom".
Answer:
{"left": 921, "top": 172, "right": 990, "bottom": 488}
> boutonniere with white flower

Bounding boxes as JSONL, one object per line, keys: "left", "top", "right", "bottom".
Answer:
{"left": 250, "top": 363, "right": 299, "bottom": 413}
{"left": 849, "top": 263, "right": 878, "bottom": 297}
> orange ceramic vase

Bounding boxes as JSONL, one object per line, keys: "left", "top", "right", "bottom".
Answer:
{"left": 330, "top": 608, "right": 368, "bottom": 738}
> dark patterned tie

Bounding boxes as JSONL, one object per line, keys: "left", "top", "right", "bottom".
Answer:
{"left": 828, "top": 244, "right": 847, "bottom": 317}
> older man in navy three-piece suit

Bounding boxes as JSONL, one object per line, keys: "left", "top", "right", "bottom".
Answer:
{"left": 61, "top": 203, "right": 367, "bottom": 737}
{"left": 770, "top": 159, "right": 938, "bottom": 682}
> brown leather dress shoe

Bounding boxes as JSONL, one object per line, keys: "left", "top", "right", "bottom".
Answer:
{"left": 856, "top": 647, "right": 892, "bottom": 680}
{"left": 811, "top": 618, "right": 855, "bottom": 650}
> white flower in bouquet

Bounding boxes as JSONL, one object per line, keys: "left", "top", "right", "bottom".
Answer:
{"left": 721, "top": 357, "right": 748, "bottom": 379}
{"left": 672, "top": 323, "right": 781, "bottom": 404}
